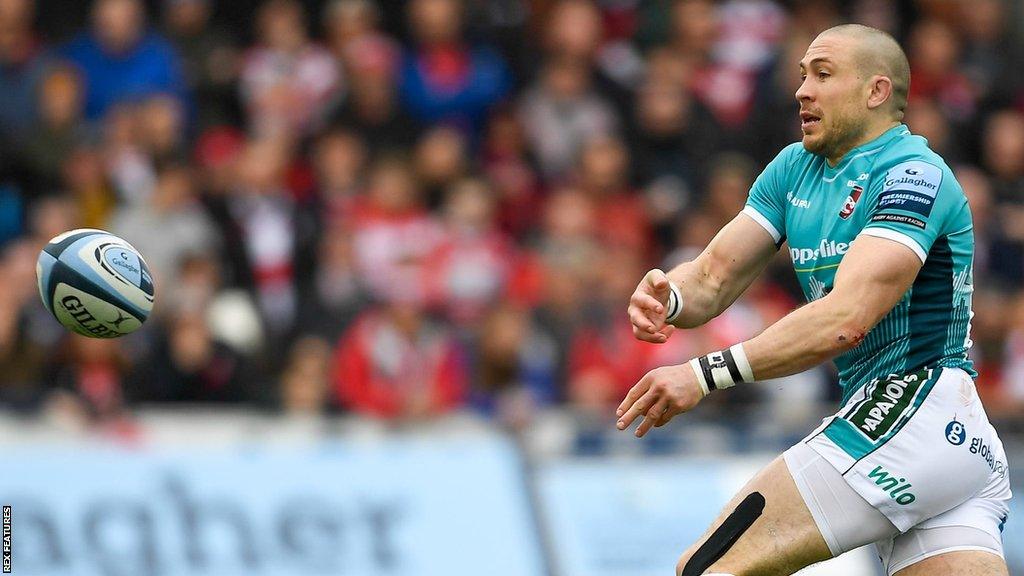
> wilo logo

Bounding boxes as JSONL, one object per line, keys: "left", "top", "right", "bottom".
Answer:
{"left": 789, "top": 239, "right": 851, "bottom": 265}
{"left": 867, "top": 465, "right": 916, "bottom": 505}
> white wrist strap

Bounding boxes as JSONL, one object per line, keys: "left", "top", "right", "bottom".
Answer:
{"left": 689, "top": 344, "right": 755, "bottom": 396}
{"left": 665, "top": 281, "right": 683, "bottom": 323}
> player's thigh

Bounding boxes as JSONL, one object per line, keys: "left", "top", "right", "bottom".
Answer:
{"left": 894, "top": 550, "right": 1008, "bottom": 576}
{"left": 675, "top": 455, "right": 831, "bottom": 576}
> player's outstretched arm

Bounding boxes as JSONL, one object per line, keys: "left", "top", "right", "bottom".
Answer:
{"left": 617, "top": 234, "right": 923, "bottom": 437}
{"left": 628, "top": 213, "right": 779, "bottom": 343}
{"left": 742, "top": 234, "right": 921, "bottom": 379}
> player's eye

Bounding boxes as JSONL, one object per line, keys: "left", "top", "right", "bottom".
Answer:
{"left": 818, "top": 71, "right": 830, "bottom": 79}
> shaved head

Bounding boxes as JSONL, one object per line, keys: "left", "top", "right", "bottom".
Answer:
{"left": 818, "top": 24, "right": 911, "bottom": 120}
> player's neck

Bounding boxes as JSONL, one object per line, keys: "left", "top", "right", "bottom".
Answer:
{"left": 826, "top": 120, "right": 902, "bottom": 167}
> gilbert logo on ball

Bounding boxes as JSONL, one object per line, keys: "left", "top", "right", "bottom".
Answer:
{"left": 36, "top": 229, "right": 155, "bottom": 338}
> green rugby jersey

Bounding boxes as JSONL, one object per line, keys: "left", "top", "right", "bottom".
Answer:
{"left": 743, "top": 124, "right": 976, "bottom": 403}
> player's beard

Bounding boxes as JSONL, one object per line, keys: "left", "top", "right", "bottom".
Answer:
{"left": 807, "top": 109, "right": 869, "bottom": 164}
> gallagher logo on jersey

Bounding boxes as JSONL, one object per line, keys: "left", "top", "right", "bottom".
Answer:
{"left": 839, "top": 185, "right": 863, "bottom": 219}
{"left": 877, "top": 160, "right": 943, "bottom": 217}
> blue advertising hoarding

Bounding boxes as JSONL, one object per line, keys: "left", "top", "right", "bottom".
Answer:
{"left": 0, "top": 436, "right": 546, "bottom": 576}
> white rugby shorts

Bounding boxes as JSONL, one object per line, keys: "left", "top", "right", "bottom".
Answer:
{"left": 784, "top": 367, "right": 1011, "bottom": 574}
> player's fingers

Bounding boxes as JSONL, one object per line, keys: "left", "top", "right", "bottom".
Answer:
{"left": 632, "top": 324, "right": 668, "bottom": 343}
{"left": 645, "top": 269, "right": 670, "bottom": 293}
{"left": 635, "top": 397, "right": 669, "bottom": 437}
{"left": 628, "top": 306, "right": 659, "bottom": 334}
{"left": 631, "top": 292, "right": 664, "bottom": 315}
{"left": 654, "top": 405, "right": 679, "bottom": 427}
{"left": 616, "top": 388, "right": 658, "bottom": 430}
{"left": 616, "top": 376, "right": 652, "bottom": 418}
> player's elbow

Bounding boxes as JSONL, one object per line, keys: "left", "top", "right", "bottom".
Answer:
{"left": 823, "top": 303, "right": 872, "bottom": 352}
{"left": 831, "top": 322, "right": 869, "bottom": 354}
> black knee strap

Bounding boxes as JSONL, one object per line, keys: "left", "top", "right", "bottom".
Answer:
{"left": 681, "top": 491, "right": 765, "bottom": 576}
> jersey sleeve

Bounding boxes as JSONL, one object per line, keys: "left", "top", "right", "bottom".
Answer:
{"left": 742, "top": 144, "right": 797, "bottom": 245}
{"left": 859, "top": 159, "right": 963, "bottom": 263}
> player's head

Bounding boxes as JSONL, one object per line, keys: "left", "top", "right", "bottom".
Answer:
{"left": 795, "top": 24, "right": 911, "bottom": 162}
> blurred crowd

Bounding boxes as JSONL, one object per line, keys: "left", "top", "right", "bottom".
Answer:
{"left": 1, "top": 0, "right": 1024, "bottom": 432}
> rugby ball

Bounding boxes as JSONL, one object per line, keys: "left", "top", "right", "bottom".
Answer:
{"left": 36, "top": 229, "right": 155, "bottom": 338}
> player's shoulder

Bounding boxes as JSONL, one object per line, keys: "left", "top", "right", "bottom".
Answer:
{"left": 875, "top": 132, "right": 962, "bottom": 196}
{"left": 775, "top": 141, "right": 811, "bottom": 167}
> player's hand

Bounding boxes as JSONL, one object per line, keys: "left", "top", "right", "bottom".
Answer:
{"left": 615, "top": 363, "right": 703, "bottom": 437}
{"left": 628, "top": 268, "right": 676, "bottom": 344}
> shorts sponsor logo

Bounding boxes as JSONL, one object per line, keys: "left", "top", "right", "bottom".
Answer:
{"left": 945, "top": 419, "right": 966, "bottom": 445}
{"left": 870, "top": 212, "right": 927, "bottom": 229}
{"left": 848, "top": 372, "right": 925, "bottom": 441}
{"left": 877, "top": 160, "right": 942, "bottom": 217}
{"left": 969, "top": 437, "right": 1007, "bottom": 478}
{"left": 789, "top": 239, "right": 851, "bottom": 265}
{"left": 867, "top": 465, "right": 916, "bottom": 505}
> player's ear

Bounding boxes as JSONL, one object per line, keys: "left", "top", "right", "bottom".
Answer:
{"left": 866, "top": 75, "right": 893, "bottom": 112}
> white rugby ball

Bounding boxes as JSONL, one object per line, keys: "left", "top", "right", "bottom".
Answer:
{"left": 36, "top": 229, "right": 155, "bottom": 338}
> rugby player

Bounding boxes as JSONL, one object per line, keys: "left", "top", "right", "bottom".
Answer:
{"left": 617, "top": 24, "right": 1012, "bottom": 576}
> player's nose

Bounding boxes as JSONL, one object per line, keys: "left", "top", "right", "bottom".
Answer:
{"left": 795, "top": 78, "right": 813, "bottom": 103}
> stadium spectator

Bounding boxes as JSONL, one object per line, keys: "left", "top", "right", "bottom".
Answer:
{"left": 102, "top": 103, "right": 158, "bottom": 204}
{"left": 328, "top": 33, "right": 421, "bottom": 154}
{"left": 161, "top": 0, "right": 240, "bottom": 130}
{"left": 296, "top": 225, "right": 364, "bottom": 343}
{"left": 45, "top": 335, "right": 131, "bottom": 425}
{"left": 0, "top": 240, "right": 48, "bottom": 410}
{"left": 333, "top": 300, "right": 466, "bottom": 420}
{"left": 108, "top": 162, "right": 220, "bottom": 289}
{"left": 904, "top": 97, "right": 960, "bottom": 164}
{"left": 668, "top": 0, "right": 753, "bottom": 132}
{"left": 426, "top": 177, "right": 518, "bottom": 326}
{"left": 312, "top": 127, "right": 367, "bottom": 228}
{"left": 470, "top": 301, "right": 558, "bottom": 429}
{"left": 61, "top": 145, "right": 116, "bottom": 229}
{"left": 348, "top": 154, "right": 444, "bottom": 303}
{"left": 957, "top": 0, "right": 1016, "bottom": 106}
{"left": 540, "top": 0, "right": 634, "bottom": 116}
{"left": 61, "top": 0, "right": 189, "bottom": 122}
{"left": 0, "top": 0, "right": 47, "bottom": 140}
{"left": 136, "top": 94, "right": 188, "bottom": 163}
{"left": 630, "top": 70, "right": 698, "bottom": 199}
{"left": 479, "top": 107, "right": 543, "bottom": 238}
{"left": 20, "top": 65, "right": 88, "bottom": 193}
{"left": 322, "top": 0, "right": 383, "bottom": 62}
{"left": 981, "top": 110, "right": 1024, "bottom": 285}
{"left": 127, "top": 309, "right": 259, "bottom": 404}
{"left": 278, "top": 335, "right": 334, "bottom": 416}
{"left": 413, "top": 125, "right": 469, "bottom": 207}
{"left": 566, "top": 243, "right": 658, "bottom": 414}
{"left": 399, "top": 0, "right": 512, "bottom": 135}
{"left": 519, "top": 55, "right": 618, "bottom": 178}
{"left": 220, "top": 136, "right": 315, "bottom": 335}
{"left": 574, "top": 135, "right": 650, "bottom": 251}
{"left": 240, "top": 0, "right": 341, "bottom": 138}
{"left": 906, "top": 19, "right": 976, "bottom": 123}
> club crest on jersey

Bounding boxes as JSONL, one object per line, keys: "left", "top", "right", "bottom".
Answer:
{"left": 839, "top": 185, "right": 863, "bottom": 219}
